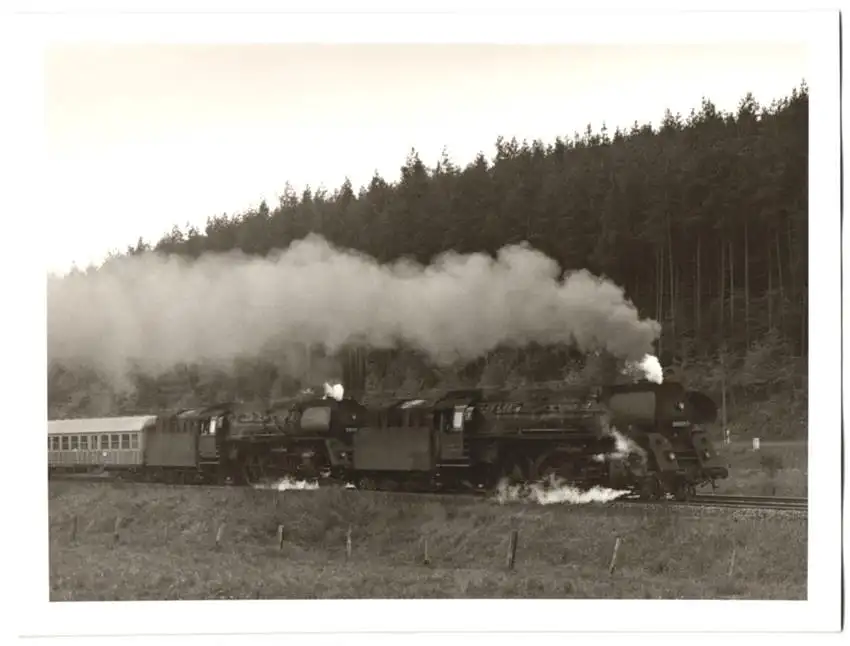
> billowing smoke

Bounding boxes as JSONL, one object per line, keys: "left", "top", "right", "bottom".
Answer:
{"left": 47, "top": 234, "right": 661, "bottom": 383}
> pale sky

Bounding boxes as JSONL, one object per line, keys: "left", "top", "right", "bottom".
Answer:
{"left": 45, "top": 42, "right": 807, "bottom": 275}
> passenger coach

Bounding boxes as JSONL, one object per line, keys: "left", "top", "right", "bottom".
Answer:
{"left": 47, "top": 415, "right": 155, "bottom": 474}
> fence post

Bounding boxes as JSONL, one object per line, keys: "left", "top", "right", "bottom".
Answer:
{"left": 753, "top": 438, "right": 760, "bottom": 451}
{"left": 215, "top": 523, "right": 225, "bottom": 549}
{"left": 345, "top": 525, "right": 352, "bottom": 559}
{"left": 727, "top": 547, "right": 737, "bottom": 577}
{"left": 69, "top": 515, "right": 78, "bottom": 543}
{"left": 277, "top": 525, "right": 285, "bottom": 550}
{"left": 423, "top": 537, "right": 430, "bottom": 566}
{"left": 506, "top": 529, "right": 519, "bottom": 570}
{"left": 112, "top": 516, "right": 122, "bottom": 546}
{"left": 608, "top": 537, "right": 621, "bottom": 574}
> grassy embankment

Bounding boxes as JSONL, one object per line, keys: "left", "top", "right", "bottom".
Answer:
{"left": 49, "top": 480, "right": 806, "bottom": 601}
{"left": 709, "top": 439, "right": 807, "bottom": 497}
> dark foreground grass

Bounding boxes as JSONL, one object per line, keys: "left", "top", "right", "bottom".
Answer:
{"left": 48, "top": 481, "right": 807, "bottom": 601}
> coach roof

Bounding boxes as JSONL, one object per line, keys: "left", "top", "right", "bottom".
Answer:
{"left": 47, "top": 415, "right": 157, "bottom": 436}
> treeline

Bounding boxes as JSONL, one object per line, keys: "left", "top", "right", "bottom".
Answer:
{"left": 49, "top": 83, "right": 809, "bottom": 433}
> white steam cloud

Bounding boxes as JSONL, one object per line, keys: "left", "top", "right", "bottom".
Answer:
{"left": 494, "top": 476, "right": 629, "bottom": 505}
{"left": 47, "top": 234, "right": 661, "bottom": 381}
{"left": 323, "top": 382, "right": 345, "bottom": 401}
{"left": 623, "top": 353, "right": 664, "bottom": 384}
{"left": 252, "top": 476, "right": 320, "bottom": 491}
{"left": 593, "top": 427, "right": 649, "bottom": 465}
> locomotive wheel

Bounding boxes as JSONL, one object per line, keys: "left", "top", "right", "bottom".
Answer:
{"left": 533, "top": 454, "right": 579, "bottom": 490}
{"left": 638, "top": 476, "right": 662, "bottom": 501}
{"left": 673, "top": 483, "right": 697, "bottom": 502}
{"left": 242, "top": 455, "right": 270, "bottom": 487}
{"left": 357, "top": 476, "right": 377, "bottom": 491}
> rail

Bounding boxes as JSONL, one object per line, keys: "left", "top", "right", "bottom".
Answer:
{"left": 49, "top": 473, "right": 807, "bottom": 512}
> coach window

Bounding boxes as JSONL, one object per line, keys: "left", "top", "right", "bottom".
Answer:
{"left": 111, "top": 434, "right": 120, "bottom": 449}
{"left": 80, "top": 435, "right": 88, "bottom": 450}
{"left": 48, "top": 437, "right": 51, "bottom": 450}
{"left": 90, "top": 435, "right": 98, "bottom": 450}
{"left": 61, "top": 436, "right": 69, "bottom": 450}
{"left": 121, "top": 434, "right": 130, "bottom": 449}
{"left": 70, "top": 436, "right": 78, "bottom": 450}
{"left": 130, "top": 434, "right": 139, "bottom": 449}
{"left": 52, "top": 437, "right": 59, "bottom": 451}
{"left": 452, "top": 409, "right": 464, "bottom": 431}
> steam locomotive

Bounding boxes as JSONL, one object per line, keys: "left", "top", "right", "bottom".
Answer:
{"left": 47, "top": 379, "right": 729, "bottom": 501}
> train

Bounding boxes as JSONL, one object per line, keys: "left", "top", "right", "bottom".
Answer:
{"left": 47, "top": 378, "right": 729, "bottom": 501}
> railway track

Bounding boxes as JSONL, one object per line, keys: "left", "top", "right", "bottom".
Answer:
{"left": 49, "top": 473, "right": 808, "bottom": 512}
{"left": 690, "top": 493, "right": 807, "bottom": 511}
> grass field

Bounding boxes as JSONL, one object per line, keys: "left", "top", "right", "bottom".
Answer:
{"left": 707, "top": 439, "right": 808, "bottom": 497}
{"left": 48, "top": 480, "right": 806, "bottom": 601}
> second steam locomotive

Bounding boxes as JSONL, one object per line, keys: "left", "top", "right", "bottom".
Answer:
{"left": 48, "top": 378, "right": 729, "bottom": 502}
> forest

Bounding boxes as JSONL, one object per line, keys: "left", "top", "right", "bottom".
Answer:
{"left": 47, "top": 82, "right": 809, "bottom": 438}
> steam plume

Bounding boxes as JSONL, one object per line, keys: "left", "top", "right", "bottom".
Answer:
{"left": 494, "top": 476, "right": 629, "bottom": 505}
{"left": 48, "top": 234, "right": 661, "bottom": 382}
{"left": 323, "top": 382, "right": 345, "bottom": 401}
{"left": 623, "top": 353, "right": 664, "bottom": 384}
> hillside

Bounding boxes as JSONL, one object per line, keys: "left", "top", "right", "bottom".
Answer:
{"left": 47, "top": 84, "right": 809, "bottom": 438}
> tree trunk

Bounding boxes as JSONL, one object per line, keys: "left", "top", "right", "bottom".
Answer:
{"left": 744, "top": 219, "right": 750, "bottom": 347}
{"left": 728, "top": 240, "right": 735, "bottom": 334}
{"left": 775, "top": 230, "right": 785, "bottom": 334}
{"left": 667, "top": 212, "right": 676, "bottom": 342}
{"left": 767, "top": 242, "right": 773, "bottom": 330}
{"left": 656, "top": 247, "right": 664, "bottom": 358}
{"left": 719, "top": 242, "right": 725, "bottom": 336}
{"left": 695, "top": 234, "right": 702, "bottom": 342}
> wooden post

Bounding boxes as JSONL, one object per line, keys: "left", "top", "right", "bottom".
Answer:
{"left": 215, "top": 523, "right": 225, "bottom": 549}
{"left": 112, "top": 516, "right": 122, "bottom": 546}
{"left": 69, "top": 515, "right": 78, "bottom": 543}
{"left": 727, "top": 547, "right": 737, "bottom": 577}
{"left": 608, "top": 537, "right": 621, "bottom": 574}
{"left": 345, "top": 525, "right": 352, "bottom": 559}
{"left": 506, "top": 529, "right": 519, "bottom": 570}
{"left": 423, "top": 538, "right": 430, "bottom": 566}
{"left": 277, "top": 524, "right": 285, "bottom": 550}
